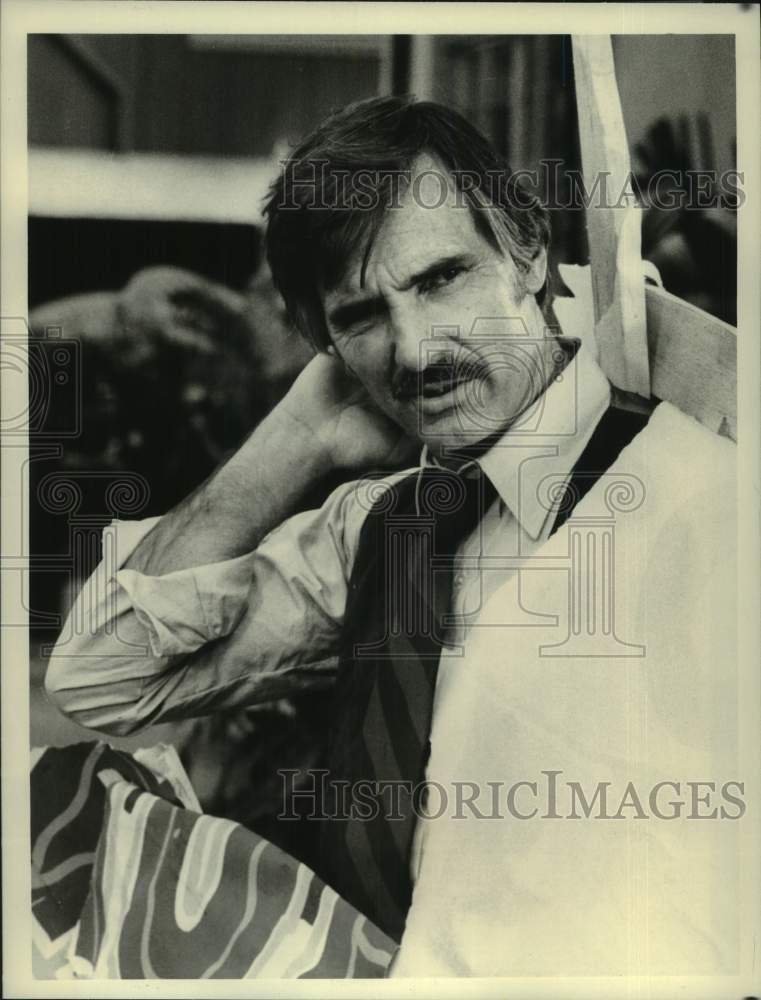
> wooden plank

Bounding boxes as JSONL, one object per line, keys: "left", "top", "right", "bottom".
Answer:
{"left": 572, "top": 36, "right": 651, "bottom": 398}
{"left": 645, "top": 284, "right": 737, "bottom": 441}
{"left": 554, "top": 263, "right": 737, "bottom": 441}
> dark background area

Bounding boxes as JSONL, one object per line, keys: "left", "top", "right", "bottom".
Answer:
{"left": 27, "top": 32, "right": 738, "bottom": 837}
{"left": 28, "top": 34, "right": 382, "bottom": 155}
{"left": 29, "top": 217, "right": 261, "bottom": 307}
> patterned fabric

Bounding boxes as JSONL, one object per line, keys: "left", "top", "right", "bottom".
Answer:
{"left": 320, "top": 466, "right": 496, "bottom": 942}
{"left": 73, "top": 779, "right": 397, "bottom": 979}
{"left": 31, "top": 740, "right": 192, "bottom": 976}
{"left": 30, "top": 741, "right": 397, "bottom": 979}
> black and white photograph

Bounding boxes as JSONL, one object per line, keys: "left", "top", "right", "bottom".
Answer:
{"left": 2, "top": 2, "right": 760, "bottom": 995}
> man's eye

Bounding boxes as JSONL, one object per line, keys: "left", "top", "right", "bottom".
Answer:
{"left": 419, "top": 266, "right": 466, "bottom": 294}
{"left": 335, "top": 318, "right": 377, "bottom": 342}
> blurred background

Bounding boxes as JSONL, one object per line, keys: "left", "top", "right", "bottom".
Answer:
{"left": 27, "top": 31, "right": 739, "bottom": 852}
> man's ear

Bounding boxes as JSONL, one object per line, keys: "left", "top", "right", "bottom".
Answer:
{"left": 523, "top": 245, "right": 549, "bottom": 296}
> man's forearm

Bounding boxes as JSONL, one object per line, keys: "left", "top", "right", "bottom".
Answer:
{"left": 123, "top": 403, "right": 331, "bottom": 576}
{"left": 45, "top": 353, "right": 413, "bottom": 733}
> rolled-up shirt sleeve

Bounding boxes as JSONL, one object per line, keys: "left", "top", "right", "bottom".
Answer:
{"left": 45, "top": 475, "right": 381, "bottom": 736}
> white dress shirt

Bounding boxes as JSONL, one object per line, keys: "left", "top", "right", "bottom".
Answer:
{"left": 46, "top": 341, "right": 610, "bottom": 758}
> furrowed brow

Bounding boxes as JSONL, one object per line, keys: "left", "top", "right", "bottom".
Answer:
{"left": 405, "top": 253, "right": 474, "bottom": 290}
{"left": 327, "top": 253, "right": 474, "bottom": 330}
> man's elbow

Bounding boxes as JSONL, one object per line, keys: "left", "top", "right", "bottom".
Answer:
{"left": 43, "top": 653, "right": 152, "bottom": 738}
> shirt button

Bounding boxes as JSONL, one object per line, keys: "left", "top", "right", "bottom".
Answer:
{"left": 453, "top": 571, "right": 466, "bottom": 589}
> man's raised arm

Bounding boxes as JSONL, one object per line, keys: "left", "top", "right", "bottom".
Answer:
{"left": 44, "top": 354, "right": 414, "bottom": 735}
{"left": 123, "top": 356, "right": 347, "bottom": 576}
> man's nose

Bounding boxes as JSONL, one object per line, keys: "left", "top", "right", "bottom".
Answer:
{"left": 389, "top": 304, "right": 430, "bottom": 372}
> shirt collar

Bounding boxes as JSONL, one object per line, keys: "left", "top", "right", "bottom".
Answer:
{"left": 421, "top": 338, "right": 611, "bottom": 540}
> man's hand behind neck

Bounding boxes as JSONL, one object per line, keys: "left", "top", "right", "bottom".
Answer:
{"left": 123, "top": 353, "right": 417, "bottom": 577}
{"left": 282, "top": 354, "right": 419, "bottom": 473}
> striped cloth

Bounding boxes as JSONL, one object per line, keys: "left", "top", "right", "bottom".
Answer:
{"left": 31, "top": 742, "right": 397, "bottom": 979}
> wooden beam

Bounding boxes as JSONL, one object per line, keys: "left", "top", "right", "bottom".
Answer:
{"left": 572, "top": 35, "right": 650, "bottom": 398}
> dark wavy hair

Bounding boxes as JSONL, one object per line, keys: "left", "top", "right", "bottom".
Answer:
{"left": 263, "top": 95, "right": 551, "bottom": 350}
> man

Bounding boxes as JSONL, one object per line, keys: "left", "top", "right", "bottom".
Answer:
{"left": 46, "top": 96, "right": 649, "bottom": 944}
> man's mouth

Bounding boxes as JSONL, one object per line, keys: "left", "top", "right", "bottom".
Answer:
{"left": 415, "top": 373, "right": 478, "bottom": 413}
{"left": 421, "top": 377, "right": 459, "bottom": 398}
{"left": 392, "top": 358, "right": 489, "bottom": 412}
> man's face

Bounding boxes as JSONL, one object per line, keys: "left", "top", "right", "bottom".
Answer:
{"left": 323, "top": 154, "right": 551, "bottom": 456}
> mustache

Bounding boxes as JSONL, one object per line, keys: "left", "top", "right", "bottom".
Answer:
{"left": 391, "top": 353, "right": 491, "bottom": 401}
